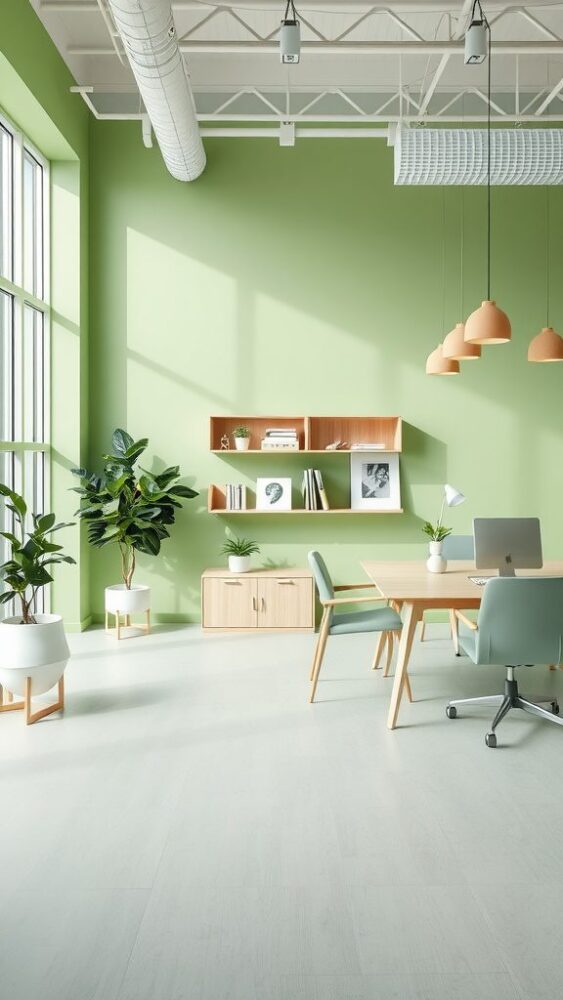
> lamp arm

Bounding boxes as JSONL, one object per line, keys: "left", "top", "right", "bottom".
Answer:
{"left": 437, "top": 495, "right": 446, "bottom": 530}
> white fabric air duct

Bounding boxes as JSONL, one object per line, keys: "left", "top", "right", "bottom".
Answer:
{"left": 106, "top": 0, "right": 205, "bottom": 181}
{"left": 394, "top": 126, "right": 563, "bottom": 185}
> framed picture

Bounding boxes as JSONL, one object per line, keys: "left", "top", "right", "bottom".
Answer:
{"left": 256, "top": 477, "right": 292, "bottom": 511}
{"left": 350, "top": 452, "right": 401, "bottom": 511}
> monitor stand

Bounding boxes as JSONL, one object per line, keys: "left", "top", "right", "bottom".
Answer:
{"left": 499, "top": 559, "right": 515, "bottom": 577}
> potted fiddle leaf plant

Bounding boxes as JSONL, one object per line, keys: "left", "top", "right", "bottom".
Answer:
{"left": 72, "top": 429, "right": 198, "bottom": 634}
{"left": 232, "top": 425, "right": 251, "bottom": 451}
{"left": 0, "top": 484, "right": 74, "bottom": 720}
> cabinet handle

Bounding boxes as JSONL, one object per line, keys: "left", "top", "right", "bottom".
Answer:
{"left": 252, "top": 596, "right": 257, "bottom": 611}
{"left": 261, "top": 597, "right": 265, "bottom": 611}
{"left": 277, "top": 580, "right": 294, "bottom": 585}
{"left": 224, "top": 580, "right": 241, "bottom": 586}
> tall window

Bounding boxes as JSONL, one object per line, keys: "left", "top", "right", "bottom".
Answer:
{"left": 0, "top": 111, "right": 50, "bottom": 619}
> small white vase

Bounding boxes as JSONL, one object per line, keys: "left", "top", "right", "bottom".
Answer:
{"left": 228, "top": 555, "right": 251, "bottom": 573}
{"left": 0, "top": 613, "right": 70, "bottom": 697}
{"left": 426, "top": 541, "right": 447, "bottom": 574}
{"left": 105, "top": 584, "right": 151, "bottom": 615}
{"left": 234, "top": 437, "right": 250, "bottom": 451}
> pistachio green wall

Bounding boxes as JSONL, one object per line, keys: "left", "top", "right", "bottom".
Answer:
{"left": 0, "top": 0, "right": 90, "bottom": 628}
{"left": 90, "top": 122, "right": 563, "bottom": 621}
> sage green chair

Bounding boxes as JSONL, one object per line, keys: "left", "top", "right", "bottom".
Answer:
{"left": 420, "top": 534, "right": 474, "bottom": 654}
{"left": 307, "top": 550, "right": 403, "bottom": 704}
{"left": 446, "top": 576, "right": 563, "bottom": 747}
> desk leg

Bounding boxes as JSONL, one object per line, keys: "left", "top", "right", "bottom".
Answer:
{"left": 387, "top": 602, "right": 419, "bottom": 730}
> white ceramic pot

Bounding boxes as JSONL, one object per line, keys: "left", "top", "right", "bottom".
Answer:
{"left": 105, "top": 584, "right": 151, "bottom": 615}
{"left": 228, "top": 555, "right": 251, "bottom": 573}
{"left": 426, "top": 541, "right": 447, "bottom": 574}
{"left": 0, "top": 614, "right": 70, "bottom": 697}
{"left": 234, "top": 437, "right": 250, "bottom": 451}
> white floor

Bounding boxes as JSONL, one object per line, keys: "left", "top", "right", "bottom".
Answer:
{"left": 1, "top": 624, "right": 563, "bottom": 1000}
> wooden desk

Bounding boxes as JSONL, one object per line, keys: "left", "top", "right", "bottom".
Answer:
{"left": 361, "top": 560, "right": 563, "bottom": 730}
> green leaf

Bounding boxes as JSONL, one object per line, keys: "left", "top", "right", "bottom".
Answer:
{"left": 112, "top": 428, "right": 135, "bottom": 456}
{"left": 125, "top": 438, "right": 149, "bottom": 462}
{"left": 0, "top": 483, "right": 27, "bottom": 518}
{"left": 169, "top": 484, "right": 199, "bottom": 499}
{"left": 36, "top": 512, "right": 56, "bottom": 532}
{"left": 0, "top": 591, "right": 16, "bottom": 604}
{"left": 71, "top": 467, "right": 88, "bottom": 479}
{"left": 0, "top": 531, "right": 21, "bottom": 549}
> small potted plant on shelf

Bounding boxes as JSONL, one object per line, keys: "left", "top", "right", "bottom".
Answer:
{"left": 221, "top": 536, "right": 260, "bottom": 574}
{"left": 72, "top": 429, "right": 198, "bottom": 636}
{"left": 422, "top": 521, "right": 452, "bottom": 574}
{"left": 0, "top": 484, "right": 75, "bottom": 723}
{"left": 232, "top": 426, "right": 251, "bottom": 452}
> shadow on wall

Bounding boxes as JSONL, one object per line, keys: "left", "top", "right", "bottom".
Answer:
{"left": 87, "top": 133, "right": 563, "bottom": 615}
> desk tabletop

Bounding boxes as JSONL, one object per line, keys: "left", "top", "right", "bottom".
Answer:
{"left": 361, "top": 560, "right": 563, "bottom": 607}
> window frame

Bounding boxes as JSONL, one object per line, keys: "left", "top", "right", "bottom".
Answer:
{"left": 0, "top": 108, "right": 51, "bottom": 617}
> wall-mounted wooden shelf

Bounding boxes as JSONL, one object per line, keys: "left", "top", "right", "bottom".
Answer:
{"left": 207, "top": 486, "right": 403, "bottom": 516}
{"left": 210, "top": 415, "right": 402, "bottom": 454}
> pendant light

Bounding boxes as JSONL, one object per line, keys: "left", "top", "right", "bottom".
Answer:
{"left": 426, "top": 344, "right": 460, "bottom": 375}
{"left": 426, "top": 190, "right": 460, "bottom": 376}
{"left": 464, "top": 3, "right": 512, "bottom": 347}
{"left": 528, "top": 187, "right": 563, "bottom": 362}
{"left": 443, "top": 187, "right": 482, "bottom": 361}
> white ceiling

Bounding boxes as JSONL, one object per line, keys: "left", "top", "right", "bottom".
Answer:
{"left": 30, "top": 1, "right": 563, "bottom": 122}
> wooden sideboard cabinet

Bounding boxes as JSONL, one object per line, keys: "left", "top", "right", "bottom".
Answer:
{"left": 201, "top": 568, "right": 315, "bottom": 633}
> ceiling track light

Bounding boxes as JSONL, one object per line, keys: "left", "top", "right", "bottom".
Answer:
{"left": 280, "top": 0, "right": 301, "bottom": 64}
{"left": 464, "top": 2, "right": 512, "bottom": 347}
{"left": 464, "top": 0, "right": 488, "bottom": 65}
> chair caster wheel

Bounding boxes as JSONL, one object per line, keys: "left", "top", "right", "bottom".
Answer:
{"left": 455, "top": 652, "right": 461, "bottom": 657}
{"left": 551, "top": 702, "right": 560, "bottom": 715}
{"left": 485, "top": 732, "right": 497, "bottom": 748}
{"left": 446, "top": 706, "right": 457, "bottom": 719}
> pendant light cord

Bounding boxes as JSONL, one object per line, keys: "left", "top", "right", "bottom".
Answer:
{"left": 487, "top": 21, "right": 491, "bottom": 300}
{"left": 460, "top": 185, "right": 464, "bottom": 318}
{"left": 546, "top": 185, "right": 550, "bottom": 327}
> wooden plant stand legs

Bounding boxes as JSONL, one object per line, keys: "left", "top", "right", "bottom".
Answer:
{"left": 0, "top": 677, "right": 64, "bottom": 725}
{"left": 106, "top": 609, "right": 151, "bottom": 639}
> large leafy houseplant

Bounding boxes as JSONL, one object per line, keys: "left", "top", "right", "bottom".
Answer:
{"left": 0, "top": 485, "right": 75, "bottom": 624}
{"left": 72, "top": 429, "right": 198, "bottom": 589}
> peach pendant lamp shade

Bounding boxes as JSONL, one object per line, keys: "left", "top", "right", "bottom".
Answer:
{"left": 464, "top": 300, "right": 511, "bottom": 345}
{"left": 528, "top": 326, "right": 563, "bottom": 363}
{"left": 426, "top": 344, "right": 460, "bottom": 375}
{"left": 443, "top": 323, "right": 481, "bottom": 360}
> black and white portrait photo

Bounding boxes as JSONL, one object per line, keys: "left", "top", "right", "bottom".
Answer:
{"left": 351, "top": 452, "right": 401, "bottom": 511}
{"left": 361, "top": 462, "right": 390, "bottom": 499}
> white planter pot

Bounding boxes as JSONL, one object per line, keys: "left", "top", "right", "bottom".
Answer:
{"left": 234, "top": 437, "right": 250, "bottom": 451}
{"left": 426, "top": 541, "right": 447, "bottom": 574}
{"left": 228, "top": 555, "right": 251, "bottom": 573}
{"left": 105, "top": 584, "right": 151, "bottom": 614}
{"left": 0, "top": 614, "right": 70, "bottom": 697}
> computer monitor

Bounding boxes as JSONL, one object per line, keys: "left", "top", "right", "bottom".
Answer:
{"left": 473, "top": 518, "right": 543, "bottom": 577}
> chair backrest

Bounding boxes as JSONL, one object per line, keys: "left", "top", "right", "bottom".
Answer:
{"left": 443, "top": 534, "right": 474, "bottom": 560}
{"left": 476, "top": 577, "right": 563, "bottom": 665}
{"left": 308, "top": 551, "right": 334, "bottom": 603}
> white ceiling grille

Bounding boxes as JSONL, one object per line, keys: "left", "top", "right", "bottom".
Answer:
{"left": 394, "top": 126, "right": 563, "bottom": 185}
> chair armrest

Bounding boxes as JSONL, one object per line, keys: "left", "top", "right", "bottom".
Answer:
{"left": 334, "top": 583, "right": 382, "bottom": 592}
{"left": 455, "top": 610, "right": 479, "bottom": 631}
{"left": 322, "top": 595, "right": 388, "bottom": 607}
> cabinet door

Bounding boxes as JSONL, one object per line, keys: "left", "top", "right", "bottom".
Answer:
{"left": 203, "top": 578, "right": 257, "bottom": 629}
{"left": 257, "top": 578, "right": 314, "bottom": 629}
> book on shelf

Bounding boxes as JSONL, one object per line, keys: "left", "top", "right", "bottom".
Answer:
{"left": 350, "top": 442, "right": 386, "bottom": 451}
{"left": 264, "top": 428, "right": 298, "bottom": 437}
{"left": 225, "top": 484, "right": 247, "bottom": 511}
{"left": 301, "top": 468, "right": 330, "bottom": 510}
{"left": 261, "top": 439, "right": 299, "bottom": 450}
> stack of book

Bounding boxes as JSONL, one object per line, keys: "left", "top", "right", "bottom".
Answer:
{"left": 261, "top": 428, "right": 299, "bottom": 451}
{"left": 225, "top": 484, "right": 247, "bottom": 510}
{"left": 302, "top": 469, "right": 330, "bottom": 511}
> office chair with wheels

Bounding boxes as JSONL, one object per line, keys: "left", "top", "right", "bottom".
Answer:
{"left": 419, "top": 534, "right": 475, "bottom": 654}
{"left": 307, "top": 551, "right": 403, "bottom": 704}
{"left": 445, "top": 576, "right": 563, "bottom": 747}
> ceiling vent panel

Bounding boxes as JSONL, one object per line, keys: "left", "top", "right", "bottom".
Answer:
{"left": 106, "top": 0, "right": 205, "bottom": 182}
{"left": 394, "top": 127, "right": 563, "bottom": 185}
